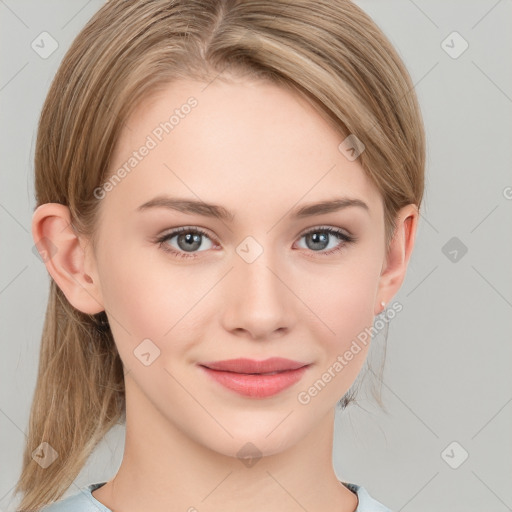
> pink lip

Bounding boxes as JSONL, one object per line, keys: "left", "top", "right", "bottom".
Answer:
{"left": 198, "top": 357, "right": 310, "bottom": 398}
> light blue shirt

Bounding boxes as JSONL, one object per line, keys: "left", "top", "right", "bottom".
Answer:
{"left": 41, "top": 481, "right": 392, "bottom": 512}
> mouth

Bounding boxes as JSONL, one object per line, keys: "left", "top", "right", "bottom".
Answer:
{"left": 200, "top": 357, "right": 308, "bottom": 373}
{"left": 198, "top": 357, "right": 311, "bottom": 398}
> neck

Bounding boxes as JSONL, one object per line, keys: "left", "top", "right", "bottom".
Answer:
{"left": 92, "top": 376, "right": 359, "bottom": 512}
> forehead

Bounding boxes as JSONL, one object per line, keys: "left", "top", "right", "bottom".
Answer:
{"left": 100, "top": 77, "right": 382, "bottom": 225}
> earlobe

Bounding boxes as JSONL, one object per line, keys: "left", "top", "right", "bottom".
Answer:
{"left": 32, "top": 203, "right": 104, "bottom": 315}
{"left": 374, "top": 204, "right": 419, "bottom": 315}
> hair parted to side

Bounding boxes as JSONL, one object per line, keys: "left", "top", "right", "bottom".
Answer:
{"left": 15, "top": 0, "right": 425, "bottom": 509}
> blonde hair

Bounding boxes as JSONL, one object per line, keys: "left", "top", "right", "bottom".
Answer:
{"left": 15, "top": 0, "right": 425, "bottom": 509}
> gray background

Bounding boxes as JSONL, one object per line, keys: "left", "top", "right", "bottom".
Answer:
{"left": 1, "top": 1, "right": 511, "bottom": 511}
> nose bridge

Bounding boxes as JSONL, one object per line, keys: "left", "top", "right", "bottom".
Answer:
{"left": 222, "top": 235, "right": 293, "bottom": 337}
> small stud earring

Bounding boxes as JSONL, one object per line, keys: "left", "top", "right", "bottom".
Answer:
{"left": 380, "top": 301, "right": 386, "bottom": 313}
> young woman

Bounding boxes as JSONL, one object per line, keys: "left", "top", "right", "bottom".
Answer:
{"left": 15, "top": 0, "right": 424, "bottom": 510}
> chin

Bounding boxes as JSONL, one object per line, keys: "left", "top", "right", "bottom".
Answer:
{"left": 193, "top": 417, "right": 309, "bottom": 462}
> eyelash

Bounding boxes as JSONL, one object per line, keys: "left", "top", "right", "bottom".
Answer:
{"left": 155, "top": 226, "right": 357, "bottom": 260}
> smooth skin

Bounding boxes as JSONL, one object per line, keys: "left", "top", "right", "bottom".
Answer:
{"left": 32, "top": 75, "right": 418, "bottom": 512}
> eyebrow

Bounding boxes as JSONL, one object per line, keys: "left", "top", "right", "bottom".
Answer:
{"left": 136, "top": 195, "right": 369, "bottom": 222}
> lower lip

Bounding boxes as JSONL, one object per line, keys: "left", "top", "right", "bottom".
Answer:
{"left": 199, "top": 365, "right": 309, "bottom": 398}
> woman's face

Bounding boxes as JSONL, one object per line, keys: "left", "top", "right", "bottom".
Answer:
{"left": 80, "top": 77, "right": 404, "bottom": 457}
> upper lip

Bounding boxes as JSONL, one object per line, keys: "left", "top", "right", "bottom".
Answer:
{"left": 200, "top": 357, "right": 309, "bottom": 374}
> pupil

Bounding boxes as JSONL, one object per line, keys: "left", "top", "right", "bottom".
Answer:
{"left": 309, "top": 232, "right": 328, "bottom": 250}
{"left": 180, "top": 233, "right": 201, "bottom": 251}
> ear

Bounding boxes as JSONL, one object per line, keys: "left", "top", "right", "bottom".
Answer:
{"left": 374, "top": 203, "right": 419, "bottom": 316}
{"left": 32, "top": 203, "right": 104, "bottom": 315}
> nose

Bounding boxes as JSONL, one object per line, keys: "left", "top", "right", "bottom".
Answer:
{"left": 220, "top": 246, "right": 296, "bottom": 340}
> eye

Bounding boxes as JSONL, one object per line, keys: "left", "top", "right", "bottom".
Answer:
{"left": 155, "top": 225, "right": 357, "bottom": 260}
{"left": 155, "top": 227, "right": 216, "bottom": 259}
{"left": 296, "top": 226, "right": 357, "bottom": 256}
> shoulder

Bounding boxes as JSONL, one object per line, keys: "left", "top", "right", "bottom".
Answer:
{"left": 342, "top": 481, "right": 393, "bottom": 512}
{"left": 40, "top": 483, "right": 111, "bottom": 512}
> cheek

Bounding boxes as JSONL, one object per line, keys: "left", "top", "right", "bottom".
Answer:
{"left": 292, "top": 269, "right": 378, "bottom": 410}
{"left": 97, "top": 244, "right": 211, "bottom": 358}
{"left": 333, "top": 274, "right": 376, "bottom": 338}
{"left": 304, "top": 261, "right": 379, "bottom": 339}
{"left": 298, "top": 256, "right": 381, "bottom": 390}
{"left": 95, "top": 242, "right": 173, "bottom": 344}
